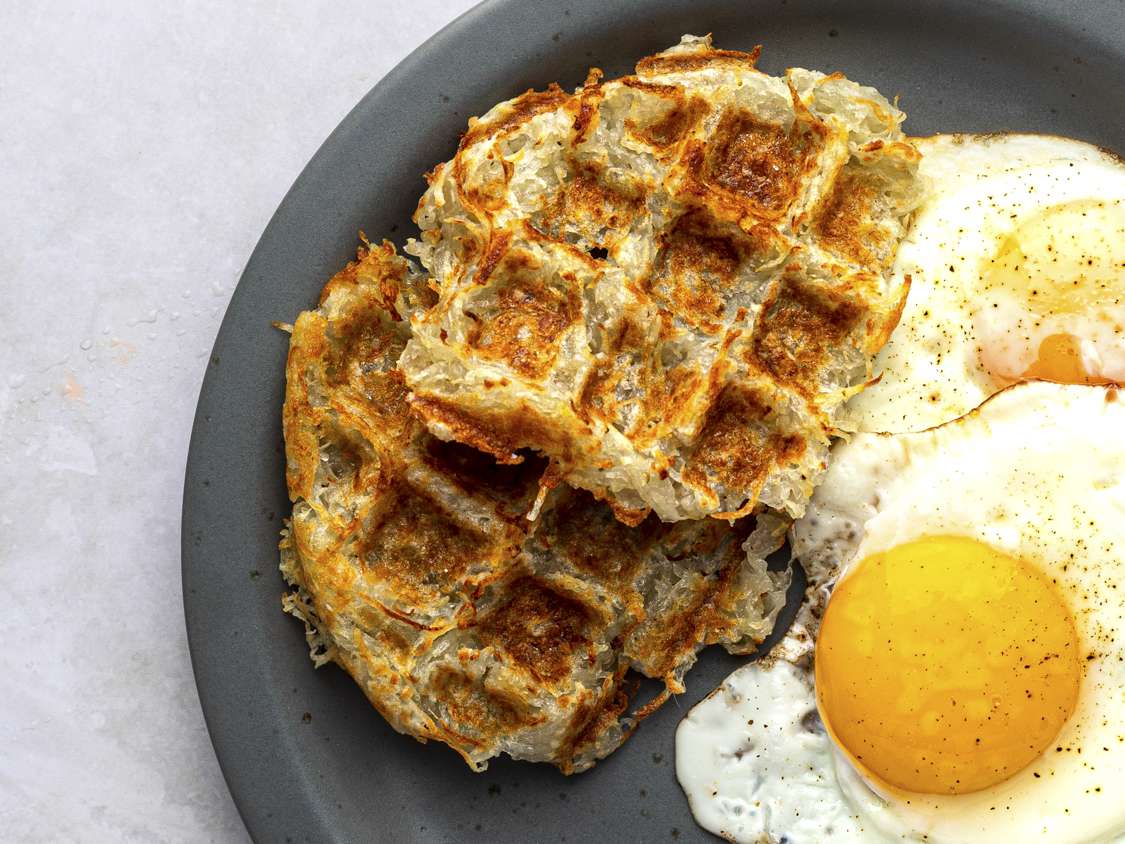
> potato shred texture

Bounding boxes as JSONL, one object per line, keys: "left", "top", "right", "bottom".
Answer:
{"left": 280, "top": 242, "right": 789, "bottom": 773}
{"left": 401, "top": 35, "right": 923, "bottom": 524}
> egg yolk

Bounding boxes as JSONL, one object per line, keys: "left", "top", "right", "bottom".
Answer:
{"left": 979, "top": 198, "right": 1125, "bottom": 385}
{"left": 815, "top": 535, "right": 1081, "bottom": 796}
{"left": 1022, "top": 332, "right": 1116, "bottom": 385}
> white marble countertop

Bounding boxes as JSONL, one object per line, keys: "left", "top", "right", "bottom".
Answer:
{"left": 1, "top": 2, "right": 477, "bottom": 839}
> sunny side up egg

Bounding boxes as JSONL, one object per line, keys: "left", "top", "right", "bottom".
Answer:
{"left": 676, "top": 382, "right": 1125, "bottom": 843}
{"left": 846, "top": 133, "right": 1125, "bottom": 434}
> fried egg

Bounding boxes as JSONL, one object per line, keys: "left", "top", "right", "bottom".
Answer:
{"left": 678, "top": 381, "right": 1125, "bottom": 843}
{"left": 847, "top": 134, "right": 1125, "bottom": 433}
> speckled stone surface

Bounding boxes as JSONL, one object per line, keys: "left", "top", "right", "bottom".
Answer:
{"left": 0, "top": 2, "right": 474, "bottom": 840}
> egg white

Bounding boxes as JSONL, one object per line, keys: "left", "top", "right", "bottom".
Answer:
{"left": 846, "top": 134, "right": 1125, "bottom": 434}
{"left": 678, "top": 652, "right": 931, "bottom": 843}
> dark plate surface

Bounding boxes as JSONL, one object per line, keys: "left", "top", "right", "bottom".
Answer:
{"left": 182, "top": 1, "right": 1125, "bottom": 841}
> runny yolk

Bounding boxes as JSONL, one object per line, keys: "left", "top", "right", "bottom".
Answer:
{"left": 815, "top": 535, "right": 1081, "bottom": 796}
{"left": 1022, "top": 333, "right": 1116, "bottom": 385}
{"left": 978, "top": 198, "right": 1125, "bottom": 385}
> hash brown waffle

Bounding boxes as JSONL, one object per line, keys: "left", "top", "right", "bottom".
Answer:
{"left": 400, "top": 35, "right": 924, "bottom": 524}
{"left": 279, "top": 242, "right": 789, "bottom": 772}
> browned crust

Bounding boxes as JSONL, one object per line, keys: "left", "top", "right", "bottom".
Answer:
{"left": 813, "top": 169, "right": 883, "bottom": 267}
{"left": 463, "top": 250, "right": 583, "bottom": 381}
{"left": 473, "top": 230, "right": 514, "bottom": 286}
{"left": 682, "top": 384, "right": 807, "bottom": 508}
{"left": 571, "top": 67, "right": 605, "bottom": 144}
{"left": 459, "top": 83, "right": 571, "bottom": 150}
{"left": 409, "top": 395, "right": 526, "bottom": 464}
{"left": 694, "top": 106, "right": 827, "bottom": 222}
{"left": 641, "top": 208, "right": 766, "bottom": 333}
{"left": 529, "top": 162, "right": 644, "bottom": 252}
{"left": 636, "top": 43, "right": 762, "bottom": 75}
{"left": 871, "top": 272, "right": 912, "bottom": 354}
{"left": 746, "top": 273, "right": 864, "bottom": 396}
{"left": 476, "top": 577, "right": 597, "bottom": 685}
{"left": 624, "top": 84, "right": 709, "bottom": 151}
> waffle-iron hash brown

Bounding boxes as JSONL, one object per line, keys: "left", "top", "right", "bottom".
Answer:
{"left": 280, "top": 242, "right": 789, "bottom": 772}
{"left": 400, "top": 35, "right": 924, "bottom": 524}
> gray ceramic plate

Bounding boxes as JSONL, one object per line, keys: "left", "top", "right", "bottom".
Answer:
{"left": 182, "top": 1, "right": 1125, "bottom": 840}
